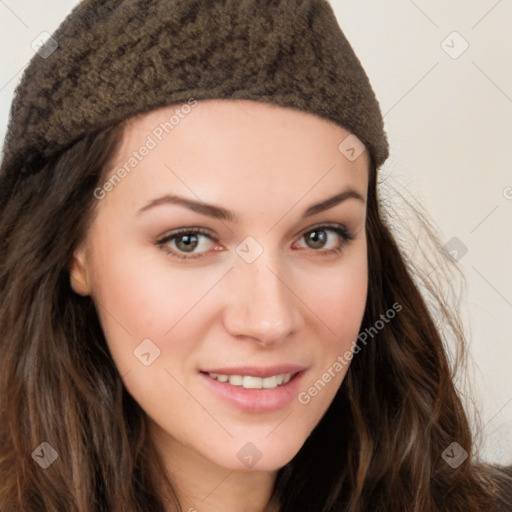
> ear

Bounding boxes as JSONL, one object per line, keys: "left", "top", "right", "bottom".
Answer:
{"left": 68, "top": 242, "right": 92, "bottom": 296}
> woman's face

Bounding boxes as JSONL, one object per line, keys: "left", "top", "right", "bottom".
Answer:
{"left": 70, "top": 99, "right": 369, "bottom": 473}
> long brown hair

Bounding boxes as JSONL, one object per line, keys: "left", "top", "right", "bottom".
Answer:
{"left": 0, "top": 119, "right": 510, "bottom": 511}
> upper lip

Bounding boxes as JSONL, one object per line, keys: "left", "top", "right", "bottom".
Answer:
{"left": 200, "top": 364, "right": 307, "bottom": 378}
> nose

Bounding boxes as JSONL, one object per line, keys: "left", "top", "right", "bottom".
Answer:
{"left": 222, "top": 249, "right": 303, "bottom": 346}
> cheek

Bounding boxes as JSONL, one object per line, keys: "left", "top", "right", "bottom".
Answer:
{"left": 85, "top": 236, "right": 183, "bottom": 371}
{"left": 86, "top": 236, "right": 231, "bottom": 394}
{"left": 89, "top": 232, "right": 202, "bottom": 334}
{"left": 316, "top": 250, "right": 368, "bottom": 347}
{"left": 86, "top": 245, "right": 209, "bottom": 422}
{"left": 326, "top": 274, "right": 367, "bottom": 324}
{"left": 296, "top": 249, "right": 368, "bottom": 402}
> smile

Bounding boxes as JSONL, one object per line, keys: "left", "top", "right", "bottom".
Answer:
{"left": 199, "top": 368, "right": 306, "bottom": 413}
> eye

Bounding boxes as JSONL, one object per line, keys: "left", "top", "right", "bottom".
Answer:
{"left": 155, "top": 223, "right": 355, "bottom": 261}
{"left": 294, "top": 224, "right": 354, "bottom": 255}
{"left": 156, "top": 228, "right": 218, "bottom": 260}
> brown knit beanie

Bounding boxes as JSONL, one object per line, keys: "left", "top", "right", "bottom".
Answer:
{"left": 0, "top": 0, "right": 388, "bottom": 196}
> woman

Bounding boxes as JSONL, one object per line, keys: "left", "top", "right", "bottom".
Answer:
{"left": 0, "top": 1, "right": 510, "bottom": 511}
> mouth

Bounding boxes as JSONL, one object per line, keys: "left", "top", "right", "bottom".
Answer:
{"left": 198, "top": 366, "right": 307, "bottom": 413}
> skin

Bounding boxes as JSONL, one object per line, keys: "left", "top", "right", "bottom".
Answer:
{"left": 69, "top": 99, "right": 369, "bottom": 512}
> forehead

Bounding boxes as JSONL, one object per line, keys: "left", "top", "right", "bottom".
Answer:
{"left": 100, "top": 99, "right": 369, "bottom": 217}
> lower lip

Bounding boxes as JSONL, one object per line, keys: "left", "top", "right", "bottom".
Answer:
{"left": 199, "top": 371, "right": 306, "bottom": 413}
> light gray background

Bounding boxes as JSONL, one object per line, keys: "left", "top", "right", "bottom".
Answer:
{"left": 0, "top": 0, "right": 510, "bottom": 465}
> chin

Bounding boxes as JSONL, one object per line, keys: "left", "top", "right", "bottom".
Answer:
{"left": 208, "top": 432, "right": 307, "bottom": 473}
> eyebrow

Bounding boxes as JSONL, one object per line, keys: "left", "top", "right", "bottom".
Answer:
{"left": 136, "top": 188, "right": 365, "bottom": 222}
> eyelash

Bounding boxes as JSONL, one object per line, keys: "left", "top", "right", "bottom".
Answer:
{"left": 155, "top": 223, "right": 355, "bottom": 261}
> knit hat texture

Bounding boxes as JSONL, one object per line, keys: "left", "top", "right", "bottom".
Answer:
{"left": 0, "top": 0, "right": 389, "bottom": 188}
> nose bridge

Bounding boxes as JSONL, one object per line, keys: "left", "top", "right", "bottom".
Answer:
{"left": 223, "top": 242, "right": 301, "bottom": 343}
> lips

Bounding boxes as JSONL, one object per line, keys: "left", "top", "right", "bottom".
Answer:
{"left": 198, "top": 364, "right": 307, "bottom": 413}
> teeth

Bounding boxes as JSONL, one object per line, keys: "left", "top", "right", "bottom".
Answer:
{"left": 229, "top": 375, "right": 243, "bottom": 386}
{"left": 207, "top": 372, "right": 294, "bottom": 389}
{"left": 262, "top": 376, "right": 278, "bottom": 388}
{"left": 243, "top": 376, "right": 262, "bottom": 389}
